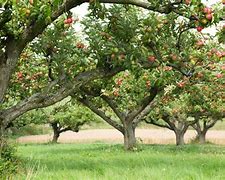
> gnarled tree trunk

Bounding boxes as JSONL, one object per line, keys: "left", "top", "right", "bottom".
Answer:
{"left": 123, "top": 122, "right": 136, "bottom": 150}
{"left": 198, "top": 131, "right": 206, "bottom": 144}
{"left": 175, "top": 130, "right": 185, "bottom": 145}
{"left": 194, "top": 130, "right": 207, "bottom": 144}
{"left": 51, "top": 122, "right": 60, "bottom": 143}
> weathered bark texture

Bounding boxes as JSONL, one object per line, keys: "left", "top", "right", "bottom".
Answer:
{"left": 79, "top": 86, "right": 159, "bottom": 150}
{"left": 197, "top": 131, "right": 207, "bottom": 144}
{"left": 51, "top": 122, "right": 61, "bottom": 143}
{"left": 192, "top": 119, "right": 218, "bottom": 144}
{"left": 145, "top": 115, "right": 196, "bottom": 146}
{"left": 123, "top": 122, "right": 136, "bottom": 150}
{"left": 175, "top": 129, "right": 185, "bottom": 145}
{"left": 0, "top": 67, "right": 122, "bottom": 132}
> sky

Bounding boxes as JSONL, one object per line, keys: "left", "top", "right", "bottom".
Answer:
{"left": 73, "top": 0, "right": 223, "bottom": 35}
{"left": 73, "top": 0, "right": 222, "bottom": 18}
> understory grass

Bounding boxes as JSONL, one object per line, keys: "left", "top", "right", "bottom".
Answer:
{"left": 15, "top": 143, "right": 225, "bottom": 180}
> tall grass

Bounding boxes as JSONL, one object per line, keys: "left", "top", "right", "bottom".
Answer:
{"left": 16, "top": 143, "right": 225, "bottom": 180}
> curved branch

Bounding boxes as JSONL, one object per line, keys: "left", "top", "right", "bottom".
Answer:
{"left": 0, "top": 67, "right": 123, "bottom": 129}
{"left": 144, "top": 118, "right": 172, "bottom": 130}
{"left": 126, "top": 86, "right": 159, "bottom": 122}
{"left": 101, "top": 95, "right": 126, "bottom": 122}
{"left": 78, "top": 97, "right": 124, "bottom": 133}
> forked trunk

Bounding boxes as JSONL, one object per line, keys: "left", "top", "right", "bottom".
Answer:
{"left": 196, "top": 131, "right": 207, "bottom": 144}
{"left": 124, "top": 122, "right": 136, "bottom": 150}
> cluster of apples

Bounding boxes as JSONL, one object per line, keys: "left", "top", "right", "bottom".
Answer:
{"left": 116, "top": 78, "right": 123, "bottom": 86}
{"left": 76, "top": 42, "right": 85, "bottom": 49}
{"left": 64, "top": 17, "right": 73, "bottom": 24}
{"left": 113, "top": 88, "right": 119, "bottom": 97}
{"left": 196, "top": 7, "right": 214, "bottom": 32}
{"left": 147, "top": 55, "right": 156, "bottom": 63}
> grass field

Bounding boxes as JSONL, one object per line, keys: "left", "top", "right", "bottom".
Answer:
{"left": 15, "top": 143, "right": 225, "bottom": 180}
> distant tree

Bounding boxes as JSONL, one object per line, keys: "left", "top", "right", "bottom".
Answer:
{"left": 48, "top": 100, "right": 100, "bottom": 143}
{"left": 7, "top": 99, "right": 100, "bottom": 143}
{"left": 145, "top": 92, "right": 196, "bottom": 145}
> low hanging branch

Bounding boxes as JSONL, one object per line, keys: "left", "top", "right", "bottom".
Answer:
{"left": 126, "top": 85, "right": 159, "bottom": 122}
{"left": 0, "top": 67, "right": 123, "bottom": 129}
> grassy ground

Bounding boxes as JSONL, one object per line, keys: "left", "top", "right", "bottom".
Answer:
{"left": 15, "top": 143, "right": 225, "bottom": 180}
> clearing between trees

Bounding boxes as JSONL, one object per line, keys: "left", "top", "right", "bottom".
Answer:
{"left": 17, "top": 128, "right": 225, "bottom": 145}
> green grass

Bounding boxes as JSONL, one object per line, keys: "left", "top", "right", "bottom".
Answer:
{"left": 15, "top": 143, "right": 225, "bottom": 180}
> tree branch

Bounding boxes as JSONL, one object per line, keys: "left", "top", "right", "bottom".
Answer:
{"left": 126, "top": 86, "right": 159, "bottom": 122}
{"left": 144, "top": 118, "right": 172, "bottom": 130}
{"left": 59, "top": 127, "right": 72, "bottom": 134}
{"left": 101, "top": 95, "right": 126, "bottom": 122}
{"left": 206, "top": 119, "right": 218, "bottom": 129}
{"left": 78, "top": 97, "right": 124, "bottom": 133}
{"left": 0, "top": 67, "right": 123, "bottom": 129}
{"left": 133, "top": 98, "right": 158, "bottom": 127}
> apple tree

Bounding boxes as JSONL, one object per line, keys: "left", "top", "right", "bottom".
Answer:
{"left": 75, "top": 2, "right": 224, "bottom": 149}
{"left": 0, "top": 0, "right": 224, "bottom": 152}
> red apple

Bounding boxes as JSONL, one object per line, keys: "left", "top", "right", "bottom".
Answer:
{"left": 76, "top": 42, "right": 85, "bottom": 49}
{"left": 148, "top": 55, "right": 156, "bottom": 62}
{"left": 185, "top": 0, "right": 191, "bottom": 5}
{"left": 206, "top": 13, "right": 212, "bottom": 21}
{"left": 64, "top": 19, "right": 69, "bottom": 24}
{"left": 67, "top": 18, "right": 73, "bottom": 24}
{"left": 221, "top": 51, "right": 225, "bottom": 57}
{"left": 64, "top": 17, "right": 73, "bottom": 24}
{"left": 146, "top": 80, "right": 151, "bottom": 88}
{"left": 216, "top": 51, "right": 222, "bottom": 58}
{"left": 163, "top": 66, "right": 173, "bottom": 71}
{"left": 116, "top": 78, "right": 123, "bottom": 86}
{"left": 170, "top": 54, "right": 177, "bottom": 61}
{"left": 196, "top": 40, "right": 204, "bottom": 47}
{"left": 196, "top": 26, "right": 203, "bottom": 32}
{"left": 113, "top": 89, "right": 119, "bottom": 97}
{"left": 177, "top": 81, "right": 185, "bottom": 88}
{"left": 29, "top": 0, "right": 33, "bottom": 5}
{"left": 216, "top": 73, "right": 223, "bottom": 79}
{"left": 222, "top": 0, "right": 225, "bottom": 5}
{"left": 17, "top": 72, "right": 23, "bottom": 79}
{"left": 211, "top": 48, "right": 217, "bottom": 53}
{"left": 203, "top": 7, "right": 212, "bottom": 14}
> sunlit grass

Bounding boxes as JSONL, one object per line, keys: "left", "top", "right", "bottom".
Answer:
{"left": 16, "top": 143, "right": 225, "bottom": 180}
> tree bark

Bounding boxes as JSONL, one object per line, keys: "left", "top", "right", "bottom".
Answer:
{"left": 175, "top": 130, "right": 185, "bottom": 145}
{"left": 0, "top": 41, "right": 21, "bottom": 102}
{"left": 52, "top": 131, "right": 60, "bottom": 143}
{"left": 198, "top": 132, "right": 206, "bottom": 144}
{"left": 51, "top": 122, "right": 60, "bottom": 143}
{"left": 0, "top": 67, "right": 123, "bottom": 131}
{"left": 195, "top": 130, "right": 207, "bottom": 144}
{"left": 123, "top": 122, "right": 136, "bottom": 150}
